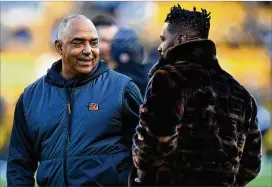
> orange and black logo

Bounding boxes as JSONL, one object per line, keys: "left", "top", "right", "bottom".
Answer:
{"left": 88, "top": 103, "right": 99, "bottom": 111}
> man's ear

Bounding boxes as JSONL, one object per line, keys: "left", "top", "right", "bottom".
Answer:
{"left": 55, "top": 40, "right": 63, "bottom": 55}
{"left": 175, "top": 33, "right": 187, "bottom": 45}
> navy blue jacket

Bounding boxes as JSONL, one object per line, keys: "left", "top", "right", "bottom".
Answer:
{"left": 7, "top": 59, "right": 143, "bottom": 186}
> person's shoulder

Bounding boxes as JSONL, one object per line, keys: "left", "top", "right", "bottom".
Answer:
{"left": 221, "top": 69, "right": 252, "bottom": 100}
{"left": 150, "top": 66, "right": 184, "bottom": 91}
{"left": 107, "top": 69, "right": 132, "bottom": 81}
{"left": 155, "top": 61, "right": 191, "bottom": 83}
{"left": 17, "top": 76, "right": 47, "bottom": 106}
{"left": 24, "top": 75, "right": 47, "bottom": 94}
{"left": 161, "top": 60, "right": 200, "bottom": 75}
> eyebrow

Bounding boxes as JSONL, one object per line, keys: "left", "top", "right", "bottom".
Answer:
{"left": 91, "top": 38, "right": 98, "bottom": 42}
{"left": 71, "top": 37, "right": 98, "bottom": 42}
{"left": 160, "top": 35, "right": 165, "bottom": 40}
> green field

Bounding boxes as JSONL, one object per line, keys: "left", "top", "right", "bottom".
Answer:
{"left": 1, "top": 156, "right": 271, "bottom": 187}
{"left": 247, "top": 156, "right": 272, "bottom": 187}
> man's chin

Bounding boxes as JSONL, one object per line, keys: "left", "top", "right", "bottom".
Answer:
{"left": 76, "top": 64, "right": 95, "bottom": 75}
{"left": 75, "top": 70, "right": 91, "bottom": 77}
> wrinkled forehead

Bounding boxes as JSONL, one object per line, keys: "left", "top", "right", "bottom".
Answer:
{"left": 64, "top": 18, "right": 98, "bottom": 40}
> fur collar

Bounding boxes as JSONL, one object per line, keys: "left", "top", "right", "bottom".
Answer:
{"left": 149, "top": 39, "right": 218, "bottom": 78}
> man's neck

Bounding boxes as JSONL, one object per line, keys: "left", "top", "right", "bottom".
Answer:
{"left": 60, "top": 69, "right": 75, "bottom": 79}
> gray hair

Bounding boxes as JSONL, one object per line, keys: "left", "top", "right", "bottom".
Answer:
{"left": 57, "top": 14, "right": 90, "bottom": 40}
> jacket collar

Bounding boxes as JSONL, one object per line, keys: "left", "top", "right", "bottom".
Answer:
{"left": 149, "top": 39, "right": 219, "bottom": 78}
{"left": 45, "top": 59, "right": 110, "bottom": 88}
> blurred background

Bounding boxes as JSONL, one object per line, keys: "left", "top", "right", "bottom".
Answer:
{"left": 0, "top": 1, "right": 271, "bottom": 186}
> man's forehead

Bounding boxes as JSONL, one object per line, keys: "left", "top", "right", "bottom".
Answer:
{"left": 68, "top": 27, "right": 97, "bottom": 35}
{"left": 67, "top": 34, "right": 98, "bottom": 40}
{"left": 64, "top": 30, "right": 98, "bottom": 41}
{"left": 64, "top": 20, "right": 97, "bottom": 39}
{"left": 161, "top": 22, "right": 169, "bottom": 35}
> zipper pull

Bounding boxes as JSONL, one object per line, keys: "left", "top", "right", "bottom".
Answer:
{"left": 68, "top": 103, "right": 71, "bottom": 115}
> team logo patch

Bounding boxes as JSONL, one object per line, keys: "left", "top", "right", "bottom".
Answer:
{"left": 88, "top": 103, "right": 99, "bottom": 111}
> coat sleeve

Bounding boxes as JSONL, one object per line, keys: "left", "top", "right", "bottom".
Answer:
{"left": 122, "top": 81, "right": 144, "bottom": 146}
{"left": 236, "top": 97, "right": 262, "bottom": 186}
{"left": 132, "top": 68, "right": 185, "bottom": 180}
{"left": 7, "top": 92, "right": 38, "bottom": 186}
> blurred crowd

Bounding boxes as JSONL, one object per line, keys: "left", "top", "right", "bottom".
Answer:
{"left": 0, "top": 1, "right": 271, "bottom": 184}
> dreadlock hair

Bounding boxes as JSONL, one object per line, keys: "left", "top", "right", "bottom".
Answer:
{"left": 165, "top": 4, "right": 211, "bottom": 39}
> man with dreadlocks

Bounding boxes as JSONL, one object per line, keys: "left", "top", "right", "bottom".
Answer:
{"left": 130, "top": 4, "right": 262, "bottom": 186}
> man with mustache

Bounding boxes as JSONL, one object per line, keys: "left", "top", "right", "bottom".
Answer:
{"left": 131, "top": 4, "right": 262, "bottom": 186}
{"left": 7, "top": 14, "right": 143, "bottom": 186}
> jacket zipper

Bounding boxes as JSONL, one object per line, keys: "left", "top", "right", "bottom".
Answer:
{"left": 64, "top": 87, "right": 72, "bottom": 186}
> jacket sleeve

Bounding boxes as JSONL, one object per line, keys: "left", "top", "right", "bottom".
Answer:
{"left": 132, "top": 69, "right": 185, "bottom": 179}
{"left": 236, "top": 97, "right": 262, "bottom": 186}
{"left": 7, "top": 92, "right": 38, "bottom": 186}
{"left": 123, "top": 81, "right": 144, "bottom": 146}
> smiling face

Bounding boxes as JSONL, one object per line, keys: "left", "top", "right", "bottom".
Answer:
{"left": 55, "top": 16, "right": 99, "bottom": 78}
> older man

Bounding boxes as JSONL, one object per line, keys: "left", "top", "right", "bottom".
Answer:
{"left": 7, "top": 14, "right": 143, "bottom": 186}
